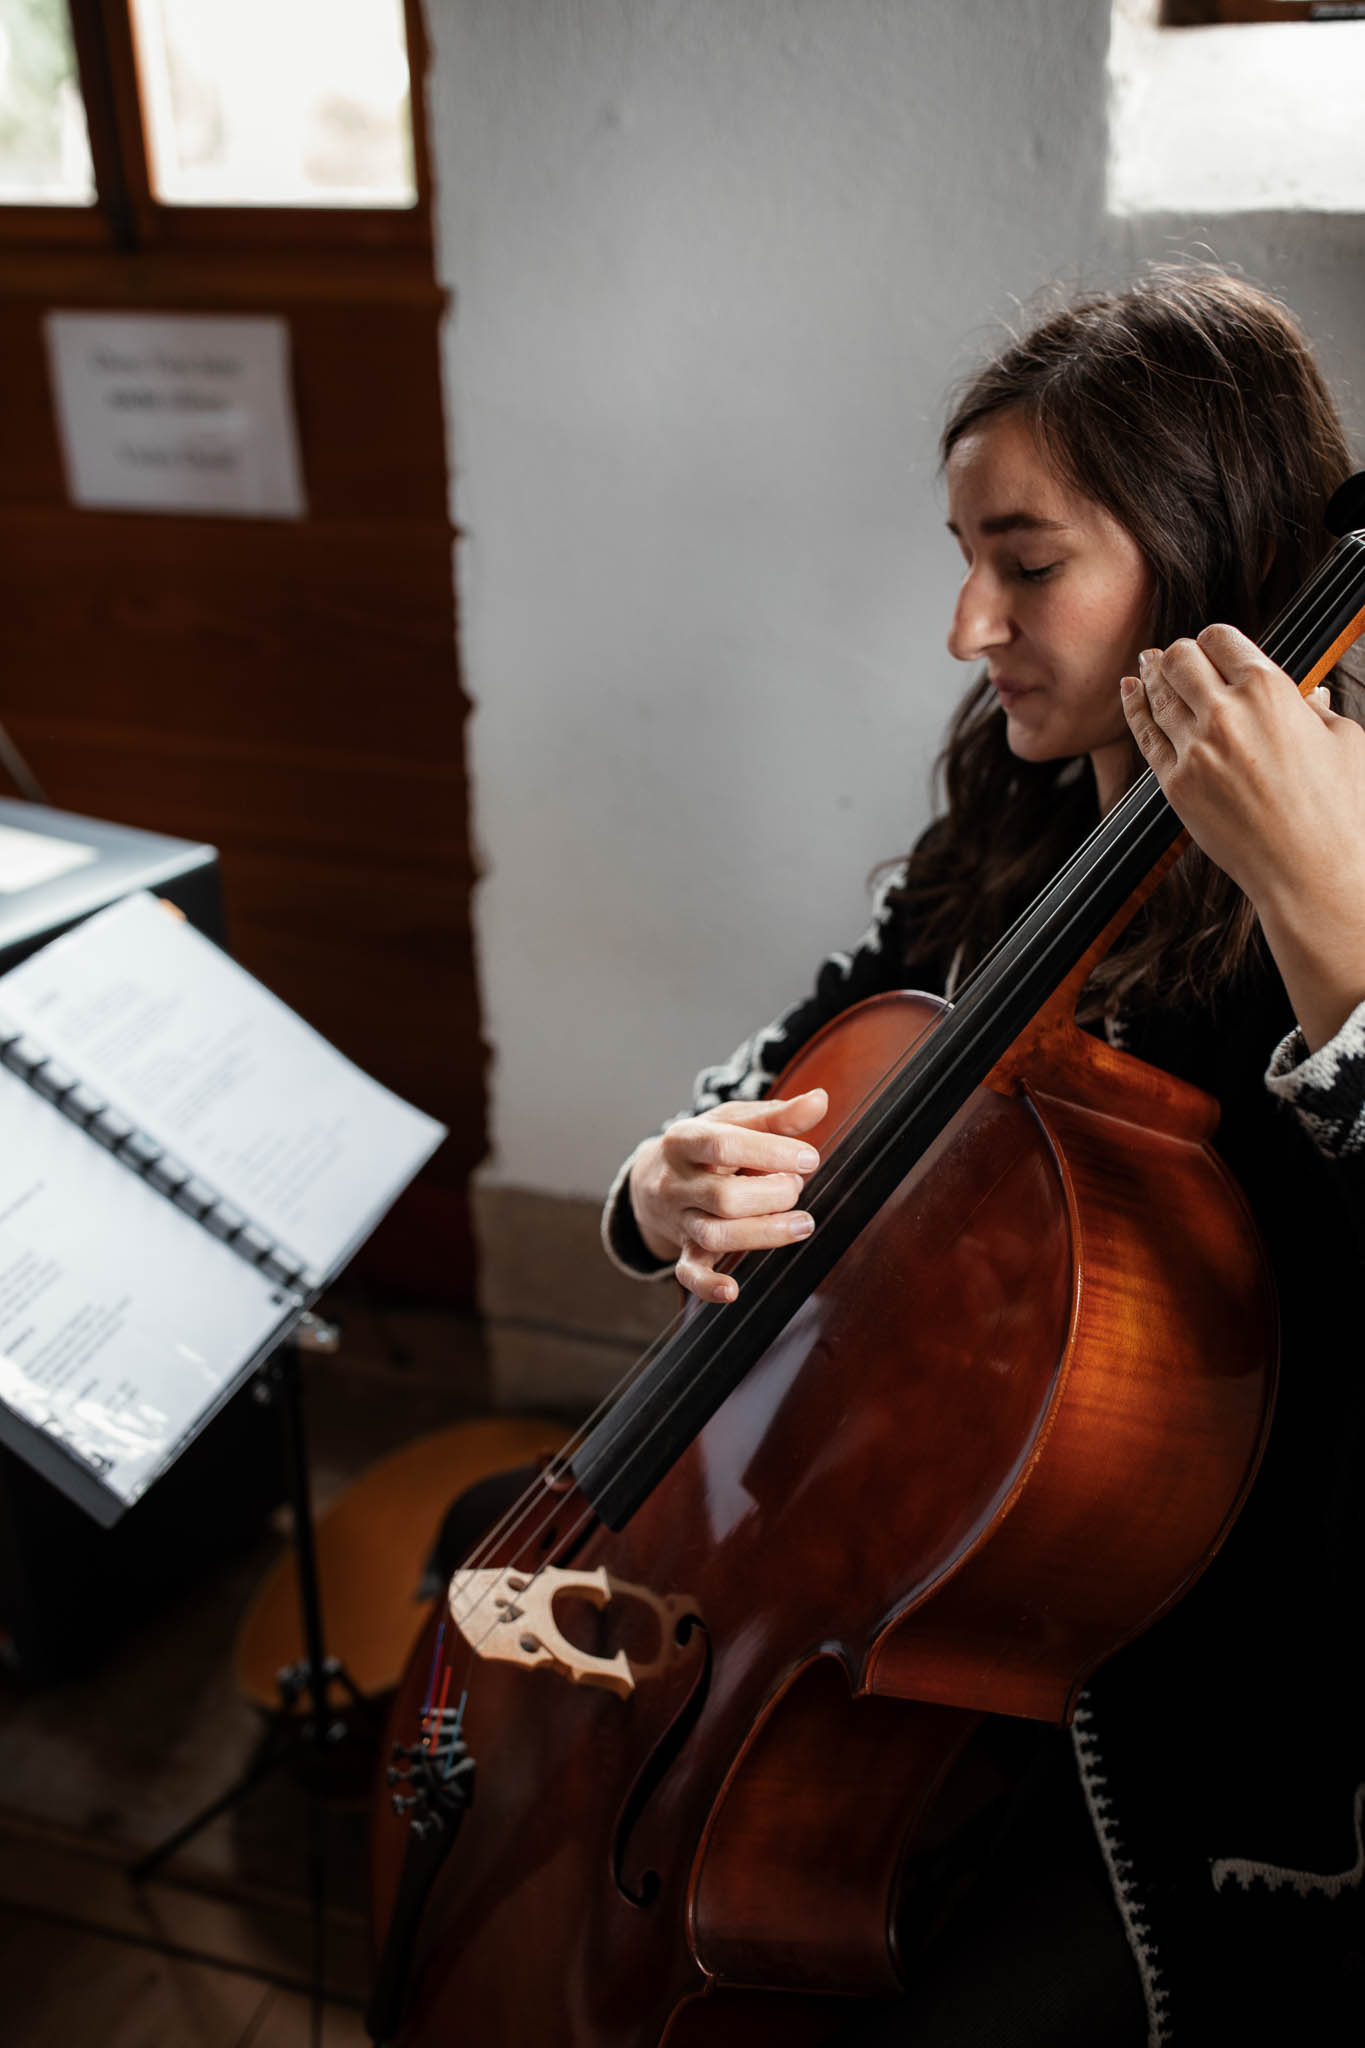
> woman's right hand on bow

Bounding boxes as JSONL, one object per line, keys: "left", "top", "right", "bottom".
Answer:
{"left": 628, "top": 1088, "right": 827, "bottom": 1303}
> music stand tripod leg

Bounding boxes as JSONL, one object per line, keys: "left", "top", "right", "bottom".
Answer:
{"left": 128, "top": 1313, "right": 368, "bottom": 1883}
{"left": 126, "top": 1714, "right": 298, "bottom": 1883}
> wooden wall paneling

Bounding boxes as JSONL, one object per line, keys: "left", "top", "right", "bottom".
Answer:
{"left": 0, "top": 309, "right": 69, "bottom": 503}
{"left": 0, "top": 508, "right": 486, "bottom": 1219}
{"left": 0, "top": 512, "right": 462, "bottom": 757}
{"left": 0, "top": 279, "right": 485, "bottom": 1302}
{"left": 0, "top": 727, "right": 483, "bottom": 1095}
{"left": 0, "top": 717, "right": 471, "bottom": 872}
{"left": 285, "top": 301, "right": 452, "bottom": 522}
{"left": 223, "top": 868, "right": 487, "bottom": 1161}
{"left": 0, "top": 0, "right": 482, "bottom": 1303}
{"left": 0, "top": 291, "right": 451, "bottom": 521}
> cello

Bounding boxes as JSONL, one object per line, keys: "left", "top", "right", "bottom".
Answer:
{"left": 368, "top": 478, "right": 1365, "bottom": 2045}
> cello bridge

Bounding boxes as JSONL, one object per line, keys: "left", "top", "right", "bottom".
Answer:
{"left": 447, "top": 1565, "right": 696, "bottom": 1697}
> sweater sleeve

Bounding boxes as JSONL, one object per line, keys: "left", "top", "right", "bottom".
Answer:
{"left": 1263, "top": 997, "right": 1365, "bottom": 1159}
{"left": 601, "top": 867, "right": 912, "bottom": 1279}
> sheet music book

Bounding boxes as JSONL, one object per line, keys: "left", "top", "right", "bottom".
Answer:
{"left": 0, "top": 893, "right": 446, "bottom": 1526}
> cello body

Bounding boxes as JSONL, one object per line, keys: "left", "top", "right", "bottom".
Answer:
{"left": 371, "top": 989, "right": 1276, "bottom": 2045}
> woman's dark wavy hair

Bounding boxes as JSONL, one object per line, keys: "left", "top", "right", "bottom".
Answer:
{"left": 893, "top": 264, "right": 1360, "bottom": 1018}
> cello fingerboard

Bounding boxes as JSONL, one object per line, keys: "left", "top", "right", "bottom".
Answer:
{"left": 573, "top": 527, "right": 1365, "bottom": 1531}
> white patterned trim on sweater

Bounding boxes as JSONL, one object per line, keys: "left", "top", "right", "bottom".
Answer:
{"left": 1264, "top": 997, "right": 1365, "bottom": 1157}
{"left": 602, "top": 869, "right": 908, "bottom": 1279}
{"left": 1072, "top": 1693, "right": 1171, "bottom": 2048}
{"left": 692, "top": 869, "right": 905, "bottom": 1112}
{"left": 600, "top": 1137, "right": 678, "bottom": 1282}
{"left": 1211, "top": 1783, "right": 1365, "bottom": 1901}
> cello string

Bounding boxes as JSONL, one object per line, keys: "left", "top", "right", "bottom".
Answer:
{"left": 467, "top": 534, "right": 1365, "bottom": 1550}
{"left": 418, "top": 536, "right": 1365, "bottom": 1706}
{"left": 522, "top": 542, "right": 1365, "bottom": 1530}
{"left": 979, "top": 536, "right": 1365, "bottom": 969}
{"left": 939, "top": 536, "right": 1365, "bottom": 1016}
{"left": 418, "top": 1302, "right": 725, "bottom": 1670}
{"left": 419, "top": 1482, "right": 608, "bottom": 1705}
{"left": 435, "top": 991, "right": 963, "bottom": 1630}
{"left": 420, "top": 1022, "right": 967, "bottom": 1688}
{"left": 479, "top": 543, "right": 1365, "bottom": 1563}
{"left": 433, "top": 998, "right": 994, "bottom": 1602}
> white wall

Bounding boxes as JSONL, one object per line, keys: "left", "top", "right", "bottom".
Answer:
{"left": 1110, "top": 0, "right": 1365, "bottom": 217}
{"left": 423, "top": 0, "right": 1365, "bottom": 1207}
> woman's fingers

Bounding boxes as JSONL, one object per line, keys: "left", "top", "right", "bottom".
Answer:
{"left": 1134, "top": 627, "right": 1293, "bottom": 732}
{"left": 751, "top": 1087, "right": 828, "bottom": 1137}
{"left": 676, "top": 1204, "right": 815, "bottom": 1304}
{"left": 675, "top": 1242, "right": 743, "bottom": 1304}
{"left": 1193, "top": 622, "right": 1270, "bottom": 685}
{"left": 1120, "top": 623, "right": 1365, "bottom": 918}
{"left": 1123, "top": 637, "right": 1221, "bottom": 761}
{"left": 1122, "top": 629, "right": 1284, "bottom": 800}
{"left": 664, "top": 1092, "right": 824, "bottom": 1180}
{"left": 1123, "top": 628, "right": 1273, "bottom": 769}
{"left": 680, "top": 1199, "right": 814, "bottom": 1254}
{"left": 630, "top": 1092, "right": 826, "bottom": 1295}
{"left": 702, "top": 1087, "right": 827, "bottom": 1141}
{"left": 677, "top": 1168, "right": 808, "bottom": 1221}
{"left": 1120, "top": 666, "right": 1177, "bottom": 774}
{"left": 661, "top": 1089, "right": 827, "bottom": 1302}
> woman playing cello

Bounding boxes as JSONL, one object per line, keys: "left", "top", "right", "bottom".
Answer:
{"left": 604, "top": 268, "right": 1365, "bottom": 2043}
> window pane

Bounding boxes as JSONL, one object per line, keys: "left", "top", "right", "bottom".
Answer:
{"left": 130, "top": 0, "right": 417, "bottom": 208}
{"left": 0, "top": 0, "right": 96, "bottom": 204}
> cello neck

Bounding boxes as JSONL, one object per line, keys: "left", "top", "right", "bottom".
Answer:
{"left": 572, "top": 518, "right": 1365, "bottom": 1532}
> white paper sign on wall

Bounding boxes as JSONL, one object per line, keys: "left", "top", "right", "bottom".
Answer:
{"left": 43, "top": 311, "right": 307, "bottom": 519}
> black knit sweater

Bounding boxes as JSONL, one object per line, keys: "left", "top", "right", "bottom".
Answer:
{"left": 602, "top": 871, "right": 1365, "bottom": 2045}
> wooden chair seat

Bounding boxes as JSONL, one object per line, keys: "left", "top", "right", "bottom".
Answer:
{"left": 233, "top": 1416, "right": 570, "bottom": 1712}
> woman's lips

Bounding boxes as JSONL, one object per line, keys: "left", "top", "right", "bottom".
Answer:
{"left": 992, "top": 678, "right": 1040, "bottom": 707}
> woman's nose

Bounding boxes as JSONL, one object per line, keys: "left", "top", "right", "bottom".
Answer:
{"left": 947, "top": 568, "right": 1012, "bottom": 663}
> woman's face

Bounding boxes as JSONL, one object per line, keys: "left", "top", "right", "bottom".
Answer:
{"left": 944, "top": 408, "right": 1155, "bottom": 811}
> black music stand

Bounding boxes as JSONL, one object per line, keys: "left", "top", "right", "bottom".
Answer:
{"left": 130, "top": 1312, "right": 376, "bottom": 2045}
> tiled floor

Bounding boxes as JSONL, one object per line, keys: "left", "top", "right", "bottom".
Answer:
{"left": 0, "top": 1813, "right": 370, "bottom": 2047}
{"left": 0, "top": 1294, "right": 513, "bottom": 2047}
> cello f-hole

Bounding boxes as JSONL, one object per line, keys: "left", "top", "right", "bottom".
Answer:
{"left": 612, "top": 1614, "right": 712, "bottom": 1909}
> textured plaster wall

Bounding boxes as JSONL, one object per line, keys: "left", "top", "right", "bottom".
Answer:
{"left": 423, "top": 0, "right": 1365, "bottom": 1208}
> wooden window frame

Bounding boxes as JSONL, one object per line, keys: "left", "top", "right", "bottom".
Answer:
{"left": 1, "top": 0, "right": 433, "bottom": 253}
{"left": 1163, "top": 3, "right": 1365, "bottom": 23}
